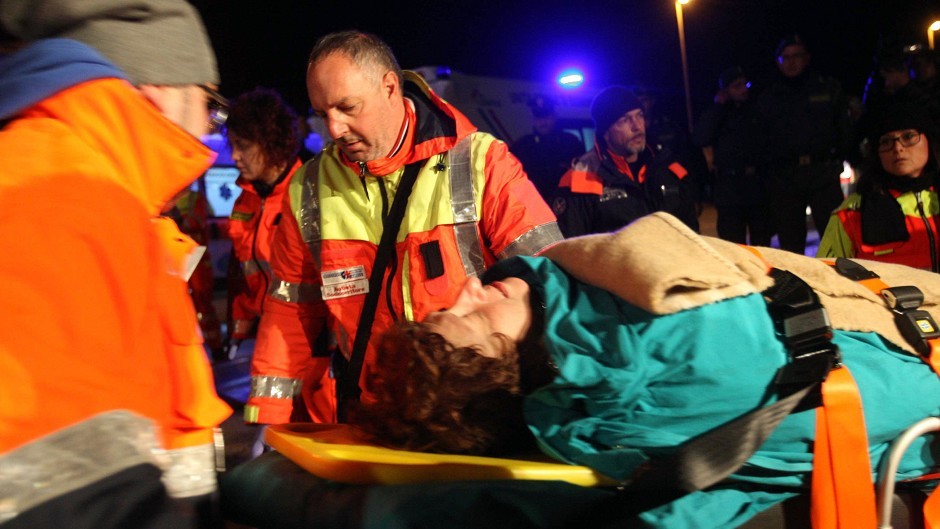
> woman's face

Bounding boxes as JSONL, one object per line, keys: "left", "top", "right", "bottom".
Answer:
{"left": 422, "top": 277, "right": 532, "bottom": 358}
{"left": 229, "top": 133, "right": 273, "bottom": 183}
{"left": 878, "top": 128, "right": 930, "bottom": 178}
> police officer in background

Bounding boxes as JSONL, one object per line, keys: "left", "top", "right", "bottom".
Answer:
{"left": 694, "top": 67, "right": 773, "bottom": 246}
{"left": 757, "top": 34, "right": 853, "bottom": 255}
{"left": 511, "top": 95, "right": 585, "bottom": 202}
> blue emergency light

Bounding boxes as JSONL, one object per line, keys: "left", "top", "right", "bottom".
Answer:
{"left": 557, "top": 69, "right": 584, "bottom": 89}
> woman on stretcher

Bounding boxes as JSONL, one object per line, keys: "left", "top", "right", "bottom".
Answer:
{"left": 350, "top": 212, "right": 940, "bottom": 529}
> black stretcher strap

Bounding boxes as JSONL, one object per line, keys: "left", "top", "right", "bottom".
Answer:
{"left": 335, "top": 160, "right": 425, "bottom": 422}
{"left": 621, "top": 269, "right": 840, "bottom": 497}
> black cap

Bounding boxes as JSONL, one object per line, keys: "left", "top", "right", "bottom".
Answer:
{"left": 775, "top": 34, "right": 806, "bottom": 57}
{"left": 528, "top": 95, "right": 555, "bottom": 118}
{"left": 718, "top": 66, "right": 746, "bottom": 89}
{"left": 865, "top": 100, "right": 936, "bottom": 146}
{"left": 590, "top": 86, "right": 643, "bottom": 139}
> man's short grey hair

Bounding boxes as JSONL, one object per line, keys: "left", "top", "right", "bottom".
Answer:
{"left": 308, "top": 30, "right": 403, "bottom": 86}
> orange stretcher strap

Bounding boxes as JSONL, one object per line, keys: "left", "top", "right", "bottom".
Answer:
{"left": 810, "top": 367, "right": 878, "bottom": 529}
{"left": 858, "top": 276, "right": 892, "bottom": 295}
{"left": 927, "top": 339, "right": 940, "bottom": 376}
{"left": 926, "top": 486, "right": 940, "bottom": 529}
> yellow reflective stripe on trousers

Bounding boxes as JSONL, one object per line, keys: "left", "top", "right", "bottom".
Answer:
{"left": 0, "top": 411, "right": 158, "bottom": 522}
{"left": 249, "top": 374, "right": 303, "bottom": 400}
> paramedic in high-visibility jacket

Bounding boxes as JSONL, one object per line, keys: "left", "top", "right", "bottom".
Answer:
{"left": 248, "top": 30, "right": 563, "bottom": 425}
{"left": 225, "top": 87, "right": 302, "bottom": 356}
{"left": 0, "top": 1, "right": 232, "bottom": 528}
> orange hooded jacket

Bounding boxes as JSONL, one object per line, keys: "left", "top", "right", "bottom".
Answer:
{"left": 0, "top": 77, "right": 231, "bottom": 464}
{"left": 227, "top": 160, "right": 299, "bottom": 339}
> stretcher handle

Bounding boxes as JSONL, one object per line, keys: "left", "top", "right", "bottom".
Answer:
{"left": 877, "top": 417, "right": 940, "bottom": 529}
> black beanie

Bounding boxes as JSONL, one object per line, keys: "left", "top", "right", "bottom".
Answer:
{"left": 865, "top": 100, "right": 936, "bottom": 146}
{"left": 775, "top": 34, "right": 806, "bottom": 58}
{"left": 591, "top": 86, "right": 643, "bottom": 141}
{"left": 719, "top": 66, "right": 746, "bottom": 89}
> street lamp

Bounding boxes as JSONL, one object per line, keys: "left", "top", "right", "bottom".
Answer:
{"left": 929, "top": 20, "right": 940, "bottom": 50}
{"left": 675, "top": 0, "right": 694, "bottom": 133}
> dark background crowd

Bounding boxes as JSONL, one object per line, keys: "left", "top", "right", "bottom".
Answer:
{"left": 188, "top": 0, "right": 938, "bottom": 129}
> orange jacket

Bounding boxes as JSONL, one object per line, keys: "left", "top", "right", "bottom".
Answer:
{"left": 818, "top": 188, "right": 940, "bottom": 272}
{"left": 226, "top": 160, "right": 298, "bottom": 339}
{"left": 168, "top": 189, "right": 222, "bottom": 350}
{"left": 0, "top": 78, "right": 231, "bottom": 461}
{"left": 249, "top": 72, "right": 562, "bottom": 424}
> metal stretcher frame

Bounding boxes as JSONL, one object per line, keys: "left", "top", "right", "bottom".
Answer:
{"left": 878, "top": 417, "right": 940, "bottom": 529}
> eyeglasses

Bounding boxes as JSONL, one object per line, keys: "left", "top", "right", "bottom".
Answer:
{"left": 877, "top": 130, "right": 922, "bottom": 152}
{"left": 199, "top": 85, "right": 229, "bottom": 134}
{"left": 777, "top": 52, "right": 808, "bottom": 63}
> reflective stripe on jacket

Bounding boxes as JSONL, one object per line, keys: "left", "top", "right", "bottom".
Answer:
{"left": 817, "top": 189, "right": 940, "bottom": 271}
{"left": 0, "top": 76, "right": 231, "bottom": 494}
{"left": 555, "top": 146, "right": 700, "bottom": 237}
{"left": 250, "top": 71, "right": 561, "bottom": 424}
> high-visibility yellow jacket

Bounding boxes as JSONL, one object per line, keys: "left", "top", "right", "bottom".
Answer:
{"left": 249, "top": 72, "right": 562, "bottom": 424}
{"left": 818, "top": 187, "right": 940, "bottom": 272}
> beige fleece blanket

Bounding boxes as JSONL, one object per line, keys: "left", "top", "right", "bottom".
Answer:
{"left": 542, "top": 212, "right": 940, "bottom": 356}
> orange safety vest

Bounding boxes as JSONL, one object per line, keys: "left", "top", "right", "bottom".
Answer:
{"left": 249, "top": 72, "right": 562, "bottom": 424}
{"left": 0, "top": 78, "right": 231, "bottom": 495}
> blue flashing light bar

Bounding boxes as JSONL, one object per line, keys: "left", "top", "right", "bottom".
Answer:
{"left": 557, "top": 69, "right": 584, "bottom": 89}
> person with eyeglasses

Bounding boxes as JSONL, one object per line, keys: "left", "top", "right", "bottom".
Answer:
{"left": 818, "top": 101, "right": 940, "bottom": 271}
{"left": 0, "top": 1, "right": 233, "bottom": 528}
{"left": 161, "top": 84, "right": 231, "bottom": 364}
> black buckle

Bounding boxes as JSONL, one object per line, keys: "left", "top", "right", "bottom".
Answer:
{"left": 766, "top": 269, "right": 842, "bottom": 389}
{"left": 882, "top": 286, "right": 925, "bottom": 312}
{"left": 884, "top": 285, "right": 940, "bottom": 357}
{"left": 894, "top": 311, "right": 939, "bottom": 357}
{"left": 775, "top": 346, "right": 840, "bottom": 387}
{"left": 834, "top": 257, "right": 879, "bottom": 281}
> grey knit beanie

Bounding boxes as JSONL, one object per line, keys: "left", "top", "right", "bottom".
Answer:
{"left": 0, "top": 0, "right": 218, "bottom": 85}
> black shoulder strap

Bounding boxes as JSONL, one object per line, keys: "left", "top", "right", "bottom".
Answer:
{"left": 620, "top": 269, "right": 839, "bottom": 496}
{"left": 335, "top": 160, "right": 425, "bottom": 421}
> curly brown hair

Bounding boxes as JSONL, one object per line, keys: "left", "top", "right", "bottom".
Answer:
{"left": 349, "top": 320, "right": 535, "bottom": 456}
{"left": 225, "top": 87, "right": 300, "bottom": 169}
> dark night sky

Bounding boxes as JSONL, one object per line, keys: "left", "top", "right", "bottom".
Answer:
{"left": 191, "top": 1, "right": 940, "bottom": 128}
